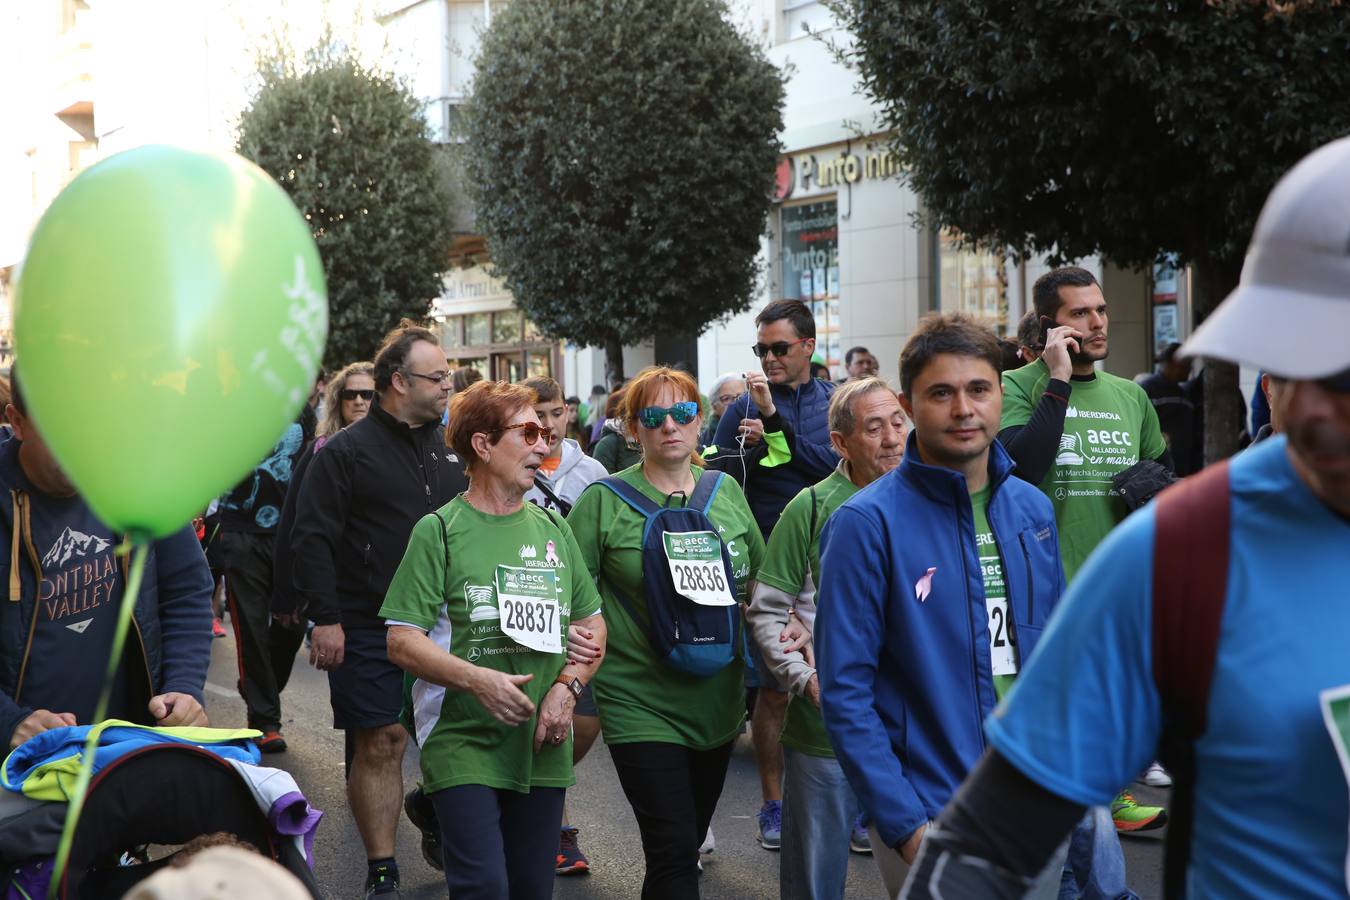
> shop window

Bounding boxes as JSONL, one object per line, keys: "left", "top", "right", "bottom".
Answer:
{"left": 441, "top": 316, "right": 464, "bottom": 349}
{"left": 780, "top": 199, "right": 841, "bottom": 371}
{"left": 938, "top": 229, "right": 1009, "bottom": 335}
{"left": 492, "top": 310, "right": 522, "bottom": 345}
{"left": 527, "top": 350, "right": 552, "bottom": 378}
{"left": 465, "top": 312, "right": 491, "bottom": 346}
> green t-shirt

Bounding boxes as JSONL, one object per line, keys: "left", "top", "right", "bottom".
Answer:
{"left": 971, "top": 484, "right": 1017, "bottom": 702}
{"left": 1001, "top": 358, "right": 1166, "bottom": 581}
{"left": 757, "top": 467, "right": 859, "bottom": 758}
{"left": 378, "top": 497, "right": 602, "bottom": 794}
{"left": 567, "top": 464, "right": 765, "bottom": 749}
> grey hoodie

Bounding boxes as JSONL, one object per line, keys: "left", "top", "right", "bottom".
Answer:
{"left": 524, "top": 438, "right": 609, "bottom": 513}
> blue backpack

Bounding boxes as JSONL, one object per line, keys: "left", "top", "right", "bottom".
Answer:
{"left": 594, "top": 471, "right": 741, "bottom": 677}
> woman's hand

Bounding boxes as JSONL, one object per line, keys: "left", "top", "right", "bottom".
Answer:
{"left": 469, "top": 669, "right": 536, "bottom": 726}
{"left": 778, "top": 615, "right": 811, "bottom": 655}
{"left": 567, "top": 623, "right": 603, "bottom": 666}
{"left": 534, "top": 683, "right": 576, "bottom": 752}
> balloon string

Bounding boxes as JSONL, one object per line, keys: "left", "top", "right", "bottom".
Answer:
{"left": 48, "top": 539, "right": 150, "bottom": 900}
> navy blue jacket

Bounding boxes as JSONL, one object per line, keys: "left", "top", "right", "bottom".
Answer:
{"left": 0, "top": 438, "right": 213, "bottom": 747}
{"left": 711, "top": 378, "right": 838, "bottom": 538}
{"left": 816, "top": 434, "right": 1064, "bottom": 848}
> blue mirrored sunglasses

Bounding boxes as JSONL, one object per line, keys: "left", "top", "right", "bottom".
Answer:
{"left": 638, "top": 401, "right": 699, "bottom": 429}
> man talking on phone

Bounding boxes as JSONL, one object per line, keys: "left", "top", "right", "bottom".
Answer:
{"left": 999, "top": 266, "right": 1173, "bottom": 842}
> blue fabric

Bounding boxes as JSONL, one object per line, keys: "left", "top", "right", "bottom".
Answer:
{"left": 1059, "top": 806, "right": 1138, "bottom": 900}
{"left": 711, "top": 379, "right": 838, "bottom": 538}
{"left": 986, "top": 436, "right": 1350, "bottom": 899}
{"left": 780, "top": 748, "right": 860, "bottom": 900}
{"left": 1, "top": 721, "right": 261, "bottom": 795}
{"left": 815, "top": 434, "right": 1064, "bottom": 848}
{"left": 0, "top": 440, "right": 214, "bottom": 748}
{"left": 1249, "top": 370, "right": 1270, "bottom": 435}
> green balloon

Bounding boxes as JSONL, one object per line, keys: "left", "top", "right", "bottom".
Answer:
{"left": 14, "top": 145, "right": 327, "bottom": 539}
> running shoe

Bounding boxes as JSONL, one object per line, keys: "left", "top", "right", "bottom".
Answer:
{"left": 1111, "top": 791, "right": 1167, "bottom": 832}
{"left": 1142, "top": 762, "right": 1173, "bottom": 787}
{"left": 255, "top": 731, "right": 287, "bottom": 754}
{"left": 699, "top": 825, "right": 715, "bottom": 855}
{"left": 403, "top": 787, "right": 443, "bottom": 871}
{"left": 556, "top": 826, "right": 590, "bottom": 876}
{"left": 364, "top": 864, "right": 400, "bottom": 898}
{"left": 849, "top": 815, "right": 872, "bottom": 854}
{"left": 757, "top": 800, "right": 782, "bottom": 850}
{"left": 212, "top": 617, "right": 226, "bottom": 638}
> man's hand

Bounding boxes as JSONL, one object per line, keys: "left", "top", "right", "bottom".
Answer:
{"left": 746, "top": 372, "right": 776, "bottom": 418}
{"left": 566, "top": 624, "right": 602, "bottom": 666}
{"left": 11, "top": 710, "right": 75, "bottom": 748}
{"left": 1041, "top": 324, "right": 1082, "bottom": 382}
{"left": 899, "top": 822, "right": 929, "bottom": 864}
{"left": 533, "top": 683, "right": 576, "bottom": 752}
{"left": 469, "top": 669, "right": 536, "bottom": 726}
{"left": 309, "top": 623, "right": 345, "bottom": 671}
{"left": 804, "top": 673, "right": 822, "bottom": 709}
{"left": 738, "top": 418, "right": 766, "bottom": 447}
{"left": 149, "top": 693, "right": 208, "bottom": 728}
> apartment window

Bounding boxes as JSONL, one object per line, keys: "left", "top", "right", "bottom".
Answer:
{"left": 782, "top": 0, "right": 832, "bottom": 41}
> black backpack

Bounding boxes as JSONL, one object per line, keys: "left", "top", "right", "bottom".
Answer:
{"left": 593, "top": 471, "right": 741, "bottom": 677}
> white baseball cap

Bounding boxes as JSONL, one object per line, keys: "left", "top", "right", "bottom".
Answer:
{"left": 1182, "top": 136, "right": 1350, "bottom": 379}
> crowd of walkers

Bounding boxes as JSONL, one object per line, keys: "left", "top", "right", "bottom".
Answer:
{"left": 1, "top": 140, "right": 1347, "bottom": 900}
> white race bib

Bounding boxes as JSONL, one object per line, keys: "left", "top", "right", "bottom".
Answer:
{"left": 662, "top": 531, "right": 736, "bottom": 607}
{"left": 985, "top": 596, "right": 1018, "bottom": 676}
{"left": 494, "top": 565, "right": 562, "bottom": 654}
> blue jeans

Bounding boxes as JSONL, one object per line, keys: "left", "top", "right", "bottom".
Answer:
{"left": 780, "top": 748, "right": 860, "bottom": 900}
{"left": 1058, "top": 806, "right": 1140, "bottom": 900}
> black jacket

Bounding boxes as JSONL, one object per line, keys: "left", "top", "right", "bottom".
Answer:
{"left": 288, "top": 401, "right": 468, "bottom": 629}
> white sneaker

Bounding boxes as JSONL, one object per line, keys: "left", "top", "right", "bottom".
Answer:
{"left": 1142, "top": 762, "right": 1173, "bottom": 787}
{"left": 699, "top": 825, "right": 715, "bottom": 854}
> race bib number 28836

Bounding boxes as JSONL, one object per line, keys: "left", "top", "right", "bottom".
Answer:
{"left": 662, "top": 531, "right": 736, "bottom": 607}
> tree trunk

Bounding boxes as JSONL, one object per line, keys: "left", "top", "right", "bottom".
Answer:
{"left": 604, "top": 334, "right": 625, "bottom": 388}
{"left": 1191, "top": 258, "right": 1245, "bottom": 464}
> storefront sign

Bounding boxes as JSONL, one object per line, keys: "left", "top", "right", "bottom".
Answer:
{"left": 775, "top": 144, "right": 902, "bottom": 201}
{"left": 435, "top": 265, "right": 511, "bottom": 316}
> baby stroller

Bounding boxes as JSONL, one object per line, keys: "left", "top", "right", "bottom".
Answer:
{"left": 1, "top": 743, "right": 322, "bottom": 899}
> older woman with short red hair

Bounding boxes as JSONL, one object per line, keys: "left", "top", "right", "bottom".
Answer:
{"left": 381, "top": 380, "right": 606, "bottom": 900}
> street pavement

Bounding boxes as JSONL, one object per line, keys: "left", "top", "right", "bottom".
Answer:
{"left": 205, "top": 627, "right": 1167, "bottom": 899}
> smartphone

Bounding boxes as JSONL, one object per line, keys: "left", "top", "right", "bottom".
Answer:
{"left": 1039, "top": 316, "right": 1055, "bottom": 346}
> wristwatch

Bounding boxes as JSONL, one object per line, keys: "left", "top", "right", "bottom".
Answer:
{"left": 554, "top": 674, "right": 584, "bottom": 699}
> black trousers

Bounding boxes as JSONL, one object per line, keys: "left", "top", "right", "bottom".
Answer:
{"left": 429, "top": 783, "right": 565, "bottom": 900}
{"left": 221, "top": 531, "right": 303, "bottom": 732}
{"left": 608, "top": 740, "right": 736, "bottom": 900}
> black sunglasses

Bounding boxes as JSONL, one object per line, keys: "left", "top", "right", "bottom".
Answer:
{"left": 341, "top": 389, "right": 375, "bottom": 402}
{"left": 751, "top": 338, "right": 810, "bottom": 359}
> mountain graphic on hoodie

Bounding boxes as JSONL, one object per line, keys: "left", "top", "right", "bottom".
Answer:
{"left": 42, "top": 527, "right": 111, "bottom": 569}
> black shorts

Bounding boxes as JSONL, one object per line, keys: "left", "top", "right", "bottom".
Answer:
{"left": 328, "top": 624, "right": 403, "bottom": 731}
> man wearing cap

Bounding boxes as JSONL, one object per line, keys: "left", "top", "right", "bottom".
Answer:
{"left": 900, "top": 137, "right": 1350, "bottom": 899}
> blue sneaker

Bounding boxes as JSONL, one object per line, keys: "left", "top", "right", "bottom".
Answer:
{"left": 850, "top": 815, "right": 872, "bottom": 854}
{"left": 757, "top": 800, "right": 782, "bottom": 850}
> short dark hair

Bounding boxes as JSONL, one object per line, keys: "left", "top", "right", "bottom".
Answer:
{"left": 1156, "top": 341, "right": 1183, "bottom": 364}
{"left": 899, "top": 313, "right": 1003, "bottom": 396}
{"left": 1032, "top": 266, "right": 1099, "bottom": 320}
{"left": 998, "top": 339, "right": 1023, "bottom": 373}
{"left": 755, "top": 299, "right": 815, "bottom": 339}
{"left": 844, "top": 346, "right": 871, "bottom": 366}
{"left": 1016, "top": 310, "right": 1042, "bottom": 352}
{"left": 372, "top": 319, "right": 439, "bottom": 393}
{"left": 7, "top": 365, "right": 23, "bottom": 417}
{"left": 521, "top": 375, "right": 563, "bottom": 405}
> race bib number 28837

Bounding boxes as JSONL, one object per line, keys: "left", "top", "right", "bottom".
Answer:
{"left": 494, "top": 565, "right": 562, "bottom": 654}
{"left": 662, "top": 531, "right": 736, "bottom": 607}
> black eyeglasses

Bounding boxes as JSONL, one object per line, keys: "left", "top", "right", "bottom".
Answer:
{"left": 341, "top": 389, "right": 375, "bottom": 402}
{"left": 403, "top": 370, "right": 451, "bottom": 385}
{"left": 751, "top": 338, "right": 810, "bottom": 359}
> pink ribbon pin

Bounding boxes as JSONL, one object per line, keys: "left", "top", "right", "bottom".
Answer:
{"left": 914, "top": 567, "right": 937, "bottom": 602}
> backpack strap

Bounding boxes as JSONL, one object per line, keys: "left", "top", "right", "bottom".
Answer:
{"left": 594, "top": 476, "right": 661, "bottom": 518}
{"left": 808, "top": 485, "right": 819, "bottom": 543}
{"left": 1152, "top": 460, "right": 1232, "bottom": 899}
{"left": 431, "top": 509, "right": 451, "bottom": 585}
{"left": 688, "top": 470, "right": 725, "bottom": 514}
{"left": 531, "top": 474, "right": 573, "bottom": 517}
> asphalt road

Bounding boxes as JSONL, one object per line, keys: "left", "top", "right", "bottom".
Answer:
{"left": 204, "top": 627, "right": 1167, "bottom": 899}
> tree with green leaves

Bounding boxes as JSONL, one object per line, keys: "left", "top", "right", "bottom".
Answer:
{"left": 463, "top": 0, "right": 785, "bottom": 385}
{"left": 237, "top": 43, "right": 453, "bottom": 369}
{"left": 826, "top": 0, "right": 1350, "bottom": 460}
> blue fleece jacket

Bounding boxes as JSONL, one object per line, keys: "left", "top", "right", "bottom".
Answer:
{"left": 815, "top": 434, "right": 1064, "bottom": 848}
{"left": 711, "top": 378, "right": 838, "bottom": 538}
{"left": 0, "top": 439, "right": 214, "bottom": 747}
